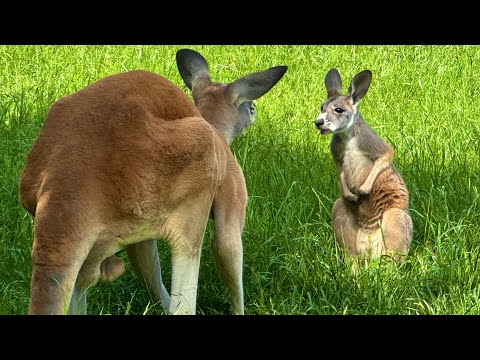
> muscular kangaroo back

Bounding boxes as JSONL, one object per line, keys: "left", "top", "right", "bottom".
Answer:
{"left": 19, "top": 70, "right": 201, "bottom": 216}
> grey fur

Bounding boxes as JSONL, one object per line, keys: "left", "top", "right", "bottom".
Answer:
{"left": 315, "top": 68, "right": 412, "bottom": 267}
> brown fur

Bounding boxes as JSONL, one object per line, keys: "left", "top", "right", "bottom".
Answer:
{"left": 315, "top": 69, "right": 412, "bottom": 265}
{"left": 20, "top": 49, "right": 287, "bottom": 314}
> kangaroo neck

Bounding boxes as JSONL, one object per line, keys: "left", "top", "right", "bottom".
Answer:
{"left": 196, "top": 104, "right": 236, "bottom": 145}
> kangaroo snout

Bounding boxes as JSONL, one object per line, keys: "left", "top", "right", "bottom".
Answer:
{"left": 314, "top": 118, "right": 324, "bottom": 128}
{"left": 314, "top": 117, "right": 330, "bottom": 134}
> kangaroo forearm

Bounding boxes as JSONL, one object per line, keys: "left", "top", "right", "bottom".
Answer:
{"left": 358, "top": 147, "right": 393, "bottom": 194}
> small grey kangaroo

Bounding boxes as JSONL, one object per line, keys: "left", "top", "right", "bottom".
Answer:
{"left": 314, "top": 68, "right": 412, "bottom": 266}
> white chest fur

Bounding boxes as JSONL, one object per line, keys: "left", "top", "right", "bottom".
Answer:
{"left": 342, "top": 137, "right": 373, "bottom": 189}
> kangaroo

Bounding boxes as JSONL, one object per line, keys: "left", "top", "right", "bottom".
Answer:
{"left": 19, "top": 48, "right": 287, "bottom": 315}
{"left": 314, "top": 68, "right": 412, "bottom": 266}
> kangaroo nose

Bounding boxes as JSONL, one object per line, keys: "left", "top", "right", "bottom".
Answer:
{"left": 315, "top": 118, "right": 324, "bottom": 128}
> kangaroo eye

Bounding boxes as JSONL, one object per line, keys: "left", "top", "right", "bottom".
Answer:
{"left": 320, "top": 105, "right": 324, "bottom": 112}
{"left": 334, "top": 108, "right": 344, "bottom": 114}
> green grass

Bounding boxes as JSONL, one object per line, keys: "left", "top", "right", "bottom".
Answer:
{"left": 1, "top": 45, "right": 480, "bottom": 315}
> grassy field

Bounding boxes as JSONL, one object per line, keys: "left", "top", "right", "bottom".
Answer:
{"left": 1, "top": 45, "right": 480, "bottom": 315}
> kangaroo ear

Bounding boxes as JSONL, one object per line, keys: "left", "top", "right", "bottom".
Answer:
{"left": 347, "top": 70, "right": 372, "bottom": 104}
{"left": 325, "top": 68, "right": 342, "bottom": 98}
{"left": 226, "top": 66, "right": 288, "bottom": 105}
{"left": 176, "top": 49, "right": 212, "bottom": 92}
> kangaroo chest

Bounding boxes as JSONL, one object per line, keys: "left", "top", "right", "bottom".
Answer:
{"left": 333, "top": 136, "right": 373, "bottom": 188}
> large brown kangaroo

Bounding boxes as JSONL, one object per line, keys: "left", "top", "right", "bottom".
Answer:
{"left": 19, "top": 48, "right": 287, "bottom": 315}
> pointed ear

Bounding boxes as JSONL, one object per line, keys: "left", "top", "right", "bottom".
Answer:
{"left": 347, "top": 70, "right": 372, "bottom": 104}
{"left": 325, "top": 68, "right": 342, "bottom": 98}
{"left": 176, "top": 49, "right": 212, "bottom": 92}
{"left": 226, "top": 66, "right": 287, "bottom": 105}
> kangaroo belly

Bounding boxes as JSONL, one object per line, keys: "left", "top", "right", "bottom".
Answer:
{"left": 355, "top": 168, "right": 409, "bottom": 230}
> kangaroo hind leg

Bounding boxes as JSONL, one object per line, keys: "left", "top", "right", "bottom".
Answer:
{"left": 381, "top": 208, "right": 413, "bottom": 264}
{"left": 210, "top": 172, "right": 247, "bottom": 315}
{"left": 127, "top": 240, "right": 170, "bottom": 314}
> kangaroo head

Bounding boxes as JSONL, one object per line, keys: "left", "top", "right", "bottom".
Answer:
{"left": 314, "top": 68, "right": 372, "bottom": 135}
{"left": 176, "top": 49, "right": 287, "bottom": 144}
